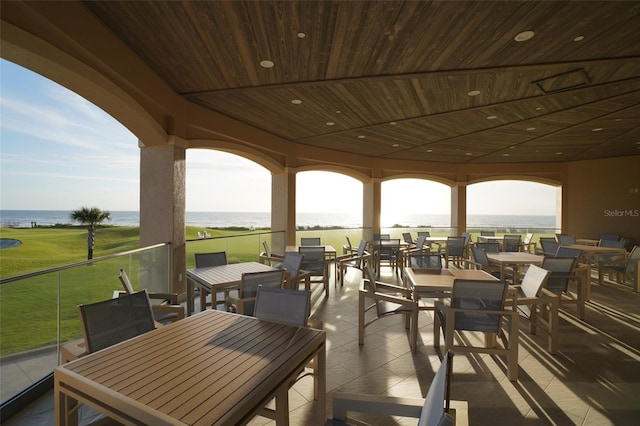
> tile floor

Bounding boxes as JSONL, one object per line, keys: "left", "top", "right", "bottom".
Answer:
{"left": 4, "top": 265, "right": 640, "bottom": 425}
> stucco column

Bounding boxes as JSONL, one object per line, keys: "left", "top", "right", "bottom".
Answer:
{"left": 363, "top": 177, "right": 381, "bottom": 240}
{"left": 451, "top": 182, "right": 467, "bottom": 235}
{"left": 139, "top": 139, "right": 186, "bottom": 295}
{"left": 272, "top": 168, "right": 296, "bottom": 250}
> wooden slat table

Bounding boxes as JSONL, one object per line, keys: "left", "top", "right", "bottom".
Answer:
{"left": 486, "top": 252, "right": 545, "bottom": 284}
{"left": 55, "top": 309, "right": 326, "bottom": 426}
{"left": 187, "top": 262, "right": 276, "bottom": 315}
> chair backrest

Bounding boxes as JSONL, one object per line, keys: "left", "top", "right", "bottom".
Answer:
{"left": 556, "top": 234, "right": 576, "bottom": 245}
{"left": 461, "top": 232, "right": 471, "bottom": 246}
{"left": 300, "top": 237, "right": 321, "bottom": 246}
{"left": 78, "top": 290, "right": 156, "bottom": 353}
{"left": 555, "top": 246, "right": 582, "bottom": 259}
{"left": 517, "top": 264, "right": 552, "bottom": 317}
{"left": 446, "top": 237, "right": 465, "bottom": 256}
{"left": 503, "top": 235, "right": 522, "bottom": 252}
{"left": 280, "top": 252, "right": 304, "bottom": 280}
{"left": 409, "top": 254, "right": 443, "bottom": 269}
{"left": 373, "top": 233, "right": 391, "bottom": 241}
{"left": 363, "top": 264, "right": 385, "bottom": 317}
{"left": 379, "top": 239, "right": 401, "bottom": 259}
{"left": 402, "top": 232, "right": 414, "bottom": 244}
{"left": 417, "top": 231, "right": 431, "bottom": 238}
{"left": 262, "top": 240, "right": 272, "bottom": 257}
{"left": 471, "top": 246, "right": 490, "bottom": 267}
{"left": 475, "top": 242, "right": 500, "bottom": 253}
{"left": 194, "top": 251, "right": 227, "bottom": 268}
{"left": 524, "top": 233, "right": 534, "bottom": 245}
{"left": 344, "top": 236, "right": 353, "bottom": 250}
{"left": 626, "top": 246, "right": 640, "bottom": 277}
{"left": 415, "top": 235, "right": 427, "bottom": 251}
{"left": 542, "top": 256, "right": 577, "bottom": 292}
{"left": 418, "top": 350, "right": 454, "bottom": 426}
{"left": 480, "top": 230, "right": 495, "bottom": 236}
{"left": 451, "top": 279, "right": 508, "bottom": 333}
{"left": 299, "top": 246, "right": 326, "bottom": 274}
{"left": 600, "top": 233, "right": 619, "bottom": 241}
{"left": 353, "top": 240, "right": 368, "bottom": 268}
{"left": 254, "top": 286, "right": 310, "bottom": 327}
{"left": 597, "top": 238, "right": 625, "bottom": 261}
{"left": 239, "top": 270, "right": 285, "bottom": 315}
{"left": 118, "top": 268, "right": 135, "bottom": 294}
{"left": 540, "top": 239, "right": 560, "bottom": 256}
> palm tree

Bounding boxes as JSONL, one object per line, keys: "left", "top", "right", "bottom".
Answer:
{"left": 70, "top": 207, "right": 111, "bottom": 260}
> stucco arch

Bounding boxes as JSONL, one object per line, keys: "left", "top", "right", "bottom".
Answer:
{"left": 187, "top": 140, "right": 285, "bottom": 174}
{"left": 1, "top": 22, "right": 167, "bottom": 147}
{"left": 379, "top": 173, "right": 457, "bottom": 187}
{"left": 467, "top": 174, "right": 561, "bottom": 187}
{"left": 294, "top": 164, "right": 371, "bottom": 183}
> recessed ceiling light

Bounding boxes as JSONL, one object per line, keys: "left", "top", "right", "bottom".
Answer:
{"left": 486, "top": 115, "right": 498, "bottom": 120}
{"left": 259, "top": 60, "right": 275, "bottom": 68}
{"left": 514, "top": 30, "right": 535, "bottom": 42}
{"left": 335, "top": 110, "right": 342, "bottom": 114}
{"left": 615, "top": 119, "right": 622, "bottom": 122}
{"left": 325, "top": 122, "right": 335, "bottom": 126}
{"left": 291, "top": 99, "right": 302, "bottom": 104}
{"left": 592, "top": 128, "right": 603, "bottom": 132}
{"left": 392, "top": 144, "right": 400, "bottom": 147}
{"left": 555, "top": 152, "right": 563, "bottom": 155}
{"left": 358, "top": 135, "right": 366, "bottom": 139}
{"left": 535, "top": 107, "right": 543, "bottom": 111}
{"left": 526, "top": 127, "right": 536, "bottom": 131}
{"left": 297, "top": 32, "right": 306, "bottom": 39}
{"left": 390, "top": 122, "right": 397, "bottom": 125}
{"left": 426, "top": 149, "right": 433, "bottom": 153}
{"left": 468, "top": 90, "right": 481, "bottom": 96}
{"left": 503, "top": 153, "right": 510, "bottom": 157}
{"left": 465, "top": 152, "right": 473, "bottom": 156}
{"left": 573, "top": 35, "right": 585, "bottom": 42}
{"left": 509, "top": 146, "right": 515, "bottom": 149}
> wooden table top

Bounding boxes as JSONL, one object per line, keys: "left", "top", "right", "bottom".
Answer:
{"left": 187, "top": 262, "right": 275, "bottom": 290}
{"left": 55, "top": 309, "right": 326, "bottom": 425}
{"left": 286, "top": 245, "right": 337, "bottom": 254}
{"left": 486, "top": 252, "right": 544, "bottom": 265}
{"left": 404, "top": 268, "right": 498, "bottom": 292}
{"left": 561, "top": 244, "right": 626, "bottom": 254}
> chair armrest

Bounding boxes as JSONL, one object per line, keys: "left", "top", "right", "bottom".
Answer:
{"left": 366, "top": 279, "right": 412, "bottom": 296}
{"left": 147, "top": 292, "right": 179, "bottom": 304}
{"left": 360, "top": 288, "right": 415, "bottom": 306}
{"left": 152, "top": 304, "right": 185, "bottom": 320}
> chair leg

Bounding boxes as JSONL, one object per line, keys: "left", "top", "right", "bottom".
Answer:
{"left": 358, "top": 292, "right": 365, "bottom": 346}
{"left": 506, "top": 312, "right": 519, "bottom": 382}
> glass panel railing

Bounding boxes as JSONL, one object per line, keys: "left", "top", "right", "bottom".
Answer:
{"left": 185, "top": 230, "right": 286, "bottom": 267}
{"left": 0, "top": 243, "right": 170, "bottom": 404}
{"left": 295, "top": 228, "right": 370, "bottom": 254}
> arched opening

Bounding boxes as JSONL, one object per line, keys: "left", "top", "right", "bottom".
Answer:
{"left": 381, "top": 178, "right": 451, "bottom": 227}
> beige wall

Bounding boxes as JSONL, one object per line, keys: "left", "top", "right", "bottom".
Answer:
{"left": 565, "top": 156, "right": 640, "bottom": 245}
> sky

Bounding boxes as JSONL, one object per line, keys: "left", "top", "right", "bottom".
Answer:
{"left": 0, "top": 59, "right": 557, "bottom": 218}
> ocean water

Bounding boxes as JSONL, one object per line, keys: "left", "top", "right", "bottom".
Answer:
{"left": 0, "top": 210, "right": 556, "bottom": 229}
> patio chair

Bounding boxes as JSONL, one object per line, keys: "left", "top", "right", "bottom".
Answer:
{"left": 226, "top": 269, "right": 285, "bottom": 315}
{"left": 343, "top": 235, "right": 358, "bottom": 255}
{"left": 378, "top": 238, "right": 402, "bottom": 276}
{"left": 503, "top": 234, "right": 522, "bottom": 252}
{"left": 539, "top": 239, "right": 560, "bottom": 257}
{"left": 328, "top": 351, "right": 465, "bottom": 426}
{"left": 78, "top": 290, "right": 157, "bottom": 354}
{"left": 542, "top": 256, "right": 586, "bottom": 319}
{"left": 194, "top": 251, "right": 228, "bottom": 309}
{"left": 508, "top": 264, "right": 559, "bottom": 353}
{"left": 117, "top": 269, "right": 184, "bottom": 323}
{"left": 360, "top": 264, "right": 418, "bottom": 352}
{"left": 442, "top": 237, "right": 465, "bottom": 268}
{"left": 475, "top": 242, "right": 500, "bottom": 253}
{"left": 417, "top": 231, "right": 431, "bottom": 238}
{"left": 254, "top": 286, "right": 311, "bottom": 327}
{"left": 466, "top": 246, "right": 501, "bottom": 278}
{"left": 556, "top": 234, "right": 576, "bottom": 245}
{"left": 402, "top": 232, "right": 415, "bottom": 245}
{"left": 301, "top": 237, "right": 321, "bottom": 246}
{"left": 373, "top": 233, "right": 390, "bottom": 241}
{"left": 600, "top": 245, "right": 640, "bottom": 291}
{"left": 600, "top": 233, "right": 620, "bottom": 242}
{"left": 522, "top": 233, "right": 536, "bottom": 253}
{"left": 278, "top": 251, "right": 308, "bottom": 290}
{"left": 336, "top": 239, "right": 370, "bottom": 286}
{"left": 408, "top": 253, "right": 443, "bottom": 269}
{"left": 433, "top": 279, "right": 519, "bottom": 381}
{"left": 299, "top": 245, "right": 330, "bottom": 297}
{"left": 259, "top": 240, "right": 283, "bottom": 268}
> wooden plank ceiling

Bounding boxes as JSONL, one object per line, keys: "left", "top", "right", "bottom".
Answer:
{"left": 84, "top": 0, "right": 640, "bottom": 163}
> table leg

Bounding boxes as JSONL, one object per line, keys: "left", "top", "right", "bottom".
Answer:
{"left": 55, "top": 380, "right": 78, "bottom": 426}
{"left": 317, "top": 341, "right": 327, "bottom": 421}
{"left": 274, "top": 384, "right": 289, "bottom": 426}
{"left": 187, "top": 278, "right": 194, "bottom": 316}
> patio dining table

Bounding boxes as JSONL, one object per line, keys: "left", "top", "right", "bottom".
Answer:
{"left": 486, "top": 252, "right": 545, "bottom": 284}
{"left": 187, "top": 262, "right": 276, "bottom": 315}
{"left": 54, "top": 309, "right": 326, "bottom": 426}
